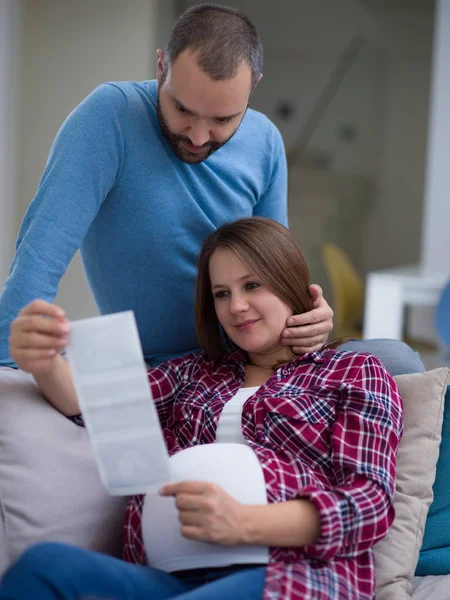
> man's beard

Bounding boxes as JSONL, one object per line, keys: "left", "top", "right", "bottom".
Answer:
{"left": 156, "top": 96, "right": 234, "bottom": 164}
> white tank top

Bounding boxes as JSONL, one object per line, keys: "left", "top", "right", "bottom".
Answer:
{"left": 215, "top": 386, "right": 259, "bottom": 444}
{"left": 142, "top": 386, "right": 269, "bottom": 572}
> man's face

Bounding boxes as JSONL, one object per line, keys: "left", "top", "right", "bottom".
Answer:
{"left": 157, "top": 50, "right": 253, "bottom": 164}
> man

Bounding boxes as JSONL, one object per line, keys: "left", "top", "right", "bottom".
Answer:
{"left": 0, "top": 4, "right": 421, "bottom": 375}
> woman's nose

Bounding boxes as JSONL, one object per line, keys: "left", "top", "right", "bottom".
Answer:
{"left": 230, "top": 293, "right": 249, "bottom": 314}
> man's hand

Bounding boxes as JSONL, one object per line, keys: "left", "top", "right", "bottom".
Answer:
{"left": 159, "top": 481, "right": 246, "bottom": 546}
{"left": 282, "top": 284, "right": 333, "bottom": 354}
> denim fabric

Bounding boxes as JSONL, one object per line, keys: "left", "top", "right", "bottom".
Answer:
{"left": 0, "top": 542, "right": 266, "bottom": 600}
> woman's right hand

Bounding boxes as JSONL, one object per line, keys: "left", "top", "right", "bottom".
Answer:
{"left": 9, "top": 299, "right": 69, "bottom": 375}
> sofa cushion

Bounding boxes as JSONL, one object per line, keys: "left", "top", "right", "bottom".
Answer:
{"left": 373, "top": 367, "right": 450, "bottom": 599}
{"left": 0, "top": 368, "right": 127, "bottom": 576}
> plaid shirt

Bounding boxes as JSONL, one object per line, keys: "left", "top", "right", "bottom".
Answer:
{"left": 118, "top": 349, "right": 402, "bottom": 600}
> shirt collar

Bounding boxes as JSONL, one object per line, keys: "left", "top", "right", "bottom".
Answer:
{"left": 221, "top": 348, "right": 330, "bottom": 372}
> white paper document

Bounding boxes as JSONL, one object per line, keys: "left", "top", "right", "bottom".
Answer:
{"left": 66, "top": 311, "right": 170, "bottom": 496}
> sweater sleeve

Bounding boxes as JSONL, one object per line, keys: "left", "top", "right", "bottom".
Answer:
{"left": 255, "top": 355, "right": 403, "bottom": 561}
{"left": 0, "top": 83, "right": 129, "bottom": 367}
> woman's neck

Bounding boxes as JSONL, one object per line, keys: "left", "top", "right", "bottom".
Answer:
{"left": 243, "top": 351, "right": 294, "bottom": 388}
{"left": 247, "top": 347, "right": 294, "bottom": 371}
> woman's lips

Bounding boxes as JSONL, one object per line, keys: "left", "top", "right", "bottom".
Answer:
{"left": 235, "top": 319, "right": 260, "bottom": 331}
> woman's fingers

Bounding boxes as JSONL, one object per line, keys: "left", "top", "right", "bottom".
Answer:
{"left": 12, "top": 313, "right": 69, "bottom": 340}
{"left": 14, "top": 300, "right": 67, "bottom": 337}
{"left": 12, "top": 329, "right": 68, "bottom": 350}
{"left": 10, "top": 301, "right": 68, "bottom": 358}
{"left": 9, "top": 344, "right": 60, "bottom": 375}
{"left": 19, "top": 299, "right": 65, "bottom": 319}
{"left": 14, "top": 347, "right": 58, "bottom": 361}
{"left": 9, "top": 300, "right": 67, "bottom": 374}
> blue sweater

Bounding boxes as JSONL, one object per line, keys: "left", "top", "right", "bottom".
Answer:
{"left": 0, "top": 80, "right": 287, "bottom": 367}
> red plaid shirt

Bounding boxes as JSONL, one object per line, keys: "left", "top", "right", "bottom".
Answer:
{"left": 120, "top": 349, "right": 402, "bottom": 600}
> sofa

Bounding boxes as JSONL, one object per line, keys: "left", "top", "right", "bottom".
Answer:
{"left": 0, "top": 366, "right": 449, "bottom": 598}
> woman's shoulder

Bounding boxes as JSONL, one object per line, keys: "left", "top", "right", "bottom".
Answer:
{"left": 290, "top": 348, "right": 389, "bottom": 382}
{"left": 299, "top": 347, "right": 385, "bottom": 368}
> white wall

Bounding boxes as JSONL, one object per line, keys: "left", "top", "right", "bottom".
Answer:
{"left": 18, "top": 0, "right": 158, "bottom": 319}
{"left": 364, "top": 5, "right": 434, "bottom": 272}
{"left": 421, "top": 0, "right": 450, "bottom": 276}
{"left": 184, "top": 0, "right": 382, "bottom": 179}
{"left": 0, "top": 0, "right": 21, "bottom": 286}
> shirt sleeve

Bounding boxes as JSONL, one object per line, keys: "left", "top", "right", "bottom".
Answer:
{"left": 0, "top": 83, "right": 129, "bottom": 367}
{"left": 67, "top": 353, "right": 195, "bottom": 431}
{"left": 255, "top": 354, "right": 403, "bottom": 561}
{"left": 252, "top": 125, "right": 288, "bottom": 226}
{"left": 303, "top": 355, "right": 403, "bottom": 560}
{"left": 123, "top": 494, "right": 146, "bottom": 565}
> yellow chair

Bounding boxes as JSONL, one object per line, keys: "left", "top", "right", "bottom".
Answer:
{"left": 321, "top": 243, "right": 364, "bottom": 339}
{"left": 322, "top": 243, "right": 437, "bottom": 351}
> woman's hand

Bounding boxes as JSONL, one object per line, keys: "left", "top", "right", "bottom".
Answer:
{"left": 160, "top": 482, "right": 321, "bottom": 548}
{"left": 282, "top": 284, "right": 334, "bottom": 354}
{"left": 9, "top": 299, "right": 69, "bottom": 375}
{"left": 159, "top": 481, "right": 246, "bottom": 546}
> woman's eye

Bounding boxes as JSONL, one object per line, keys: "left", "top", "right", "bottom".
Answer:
{"left": 214, "top": 290, "right": 229, "bottom": 299}
{"left": 245, "top": 282, "right": 261, "bottom": 291}
{"left": 175, "top": 104, "right": 188, "bottom": 114}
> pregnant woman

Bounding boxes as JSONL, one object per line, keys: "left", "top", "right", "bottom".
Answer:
{"left": 2, "top": 217, "right": 403, "bottom": 600}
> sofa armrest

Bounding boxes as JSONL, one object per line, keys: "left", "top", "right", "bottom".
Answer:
{"left": 0, "top": 368, "right": 127, "bottom": 576}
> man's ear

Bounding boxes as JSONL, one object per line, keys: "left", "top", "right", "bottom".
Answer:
{"left": 250, "top": 73, "right": 263, "bottom": 97}
{"left": 156, "top": 49, "right": 164, "bottom": 83}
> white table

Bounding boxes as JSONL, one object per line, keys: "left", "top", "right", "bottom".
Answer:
{"left": 363, "top": 265, "right": 448, "bottom": 340}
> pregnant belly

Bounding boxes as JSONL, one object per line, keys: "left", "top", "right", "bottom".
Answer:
{"left": 142, "top": 443, "right": 269, "bottom": 572}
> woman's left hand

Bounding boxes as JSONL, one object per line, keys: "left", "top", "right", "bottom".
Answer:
{"left": 282, "top": 284, "right": 334, "bottom": 354}
{"left": 159, "top": 481, "right": 245, "bottom": 546}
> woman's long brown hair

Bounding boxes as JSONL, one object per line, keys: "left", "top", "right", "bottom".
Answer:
{"left": 195, "top": 217, "right": 314, "bottom": 361}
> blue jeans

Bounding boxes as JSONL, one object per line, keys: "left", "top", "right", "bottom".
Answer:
{"left": 336, "top": 338, "right": 425, "bottom": 376}
{"left": 0, "top": 543, "right": 266, "bottom": 600}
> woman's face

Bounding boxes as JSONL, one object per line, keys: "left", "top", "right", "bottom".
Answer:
{"left": 209, "top": 248, "right": 294, "bottom": 362}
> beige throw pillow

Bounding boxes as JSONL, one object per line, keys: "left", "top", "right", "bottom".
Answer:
{"left": 0, "top": 368, "right": 128, "bottom": 576}
{"left": 374, "top": 367, "right": 450, "bottom": 599}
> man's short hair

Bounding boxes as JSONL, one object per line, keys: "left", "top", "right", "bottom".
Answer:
{"left": 163, "top": 3, "right": 263, "bottom": 88}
